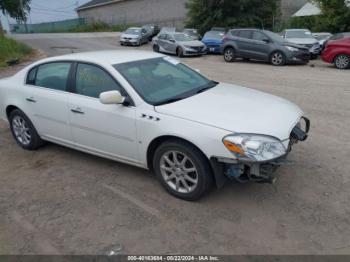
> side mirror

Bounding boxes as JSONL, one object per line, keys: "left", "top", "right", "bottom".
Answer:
{"left": 99, "top": 90, "right": 125, "bottom": 105}
{"left": 169, "top": 39, "right": 175, "bottom": 43}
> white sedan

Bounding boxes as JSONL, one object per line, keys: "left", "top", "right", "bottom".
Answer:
{"left": 0, "top": 51, "right": 310, "bottom": 200}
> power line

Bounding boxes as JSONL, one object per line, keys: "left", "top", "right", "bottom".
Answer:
{"left": 31, "top": 7, "right": 76, "bottom": 14}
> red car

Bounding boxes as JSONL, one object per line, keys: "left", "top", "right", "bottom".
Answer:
{"left": 322, "top": 36, "right": 350, "bottom": 69}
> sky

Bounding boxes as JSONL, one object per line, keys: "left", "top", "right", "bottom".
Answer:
{"left": 1, "top": 0, "right": 91, "bottom": 31}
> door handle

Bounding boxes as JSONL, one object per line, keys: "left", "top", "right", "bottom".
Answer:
{"left": 26, "top": 97, "right": 37, "bottom": 103}
{"left": 71, "top": 107, "right": 85, "bottom": 115}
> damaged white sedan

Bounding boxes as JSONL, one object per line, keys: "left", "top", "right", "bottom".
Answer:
{"left": 0, "top": 51, "right": 310, "bottom": 200}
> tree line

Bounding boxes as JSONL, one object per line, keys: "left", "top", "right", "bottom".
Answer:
{"left": 186, "top": 0, "right": 350, "bottom": 34}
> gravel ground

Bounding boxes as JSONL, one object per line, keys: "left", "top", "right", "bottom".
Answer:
{"left": 0, "top": 33, "right": 350, "bottom": 255}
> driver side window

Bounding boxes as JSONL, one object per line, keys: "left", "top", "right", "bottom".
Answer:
{"left": 75, "top": 63, "right": 122, "bottom": 98}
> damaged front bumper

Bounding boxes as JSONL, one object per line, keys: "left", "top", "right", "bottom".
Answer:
{"left": 210, "top": 117, "right": 310, "bottom": 187}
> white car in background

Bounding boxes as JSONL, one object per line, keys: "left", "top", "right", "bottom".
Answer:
{"left": 282, "top": 29, "right": 321, "bottom": 59}
{"left": 0, "top": 51, "right": 310, "bottom": 200}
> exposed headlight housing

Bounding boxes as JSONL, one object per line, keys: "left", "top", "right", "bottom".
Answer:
{"left": 223, "top": 134, "right": 287, "bottom": 162}
{"left": 285, "top": 46, "right": 299, "bottom": 52}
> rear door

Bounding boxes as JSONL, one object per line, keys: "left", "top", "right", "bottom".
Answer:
{"left": 24, "top": 62, "right": 73, "bottom": 144}
{"left": 235, "top": 30, "right": 253, "bottom": 57}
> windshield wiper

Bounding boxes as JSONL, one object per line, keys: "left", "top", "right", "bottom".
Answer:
{"left": 155, "top": 97, "right": 187, "bottom": 106}
{"left": 196, "top": 80, "right": 219, "bottom": 94}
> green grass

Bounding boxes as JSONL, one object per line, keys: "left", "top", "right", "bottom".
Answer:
{"left": 0, "top": 36, "right": 33, "bottom": 68}
{"left": 68, "top": 22, "right": 133, "bottom": 33}
{"left": 35, "top": 22, "right": 135, "bottom": 33}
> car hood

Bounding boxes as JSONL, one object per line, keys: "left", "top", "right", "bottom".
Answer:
{"left": 202, "top": 38, "right": 223, "bottom": 44}
{"left": 181, "top": 40, "right": 205, "bottom": 47}
{"left": 155, "top": 83, "right": 303, "bottom": 140}
{"left": 286, "top": 38, "right": 318, "bottom": 45}
{"left": 121, "top": 34, "right": 139, "bottom": 39}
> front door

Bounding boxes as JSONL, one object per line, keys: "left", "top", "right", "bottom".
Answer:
{"left": 68, "top": 62, "right": 138, "bottom": 163}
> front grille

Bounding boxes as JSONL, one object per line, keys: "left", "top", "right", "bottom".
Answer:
{"left": 190, "top": 46, "right": 204, "bottom": 51}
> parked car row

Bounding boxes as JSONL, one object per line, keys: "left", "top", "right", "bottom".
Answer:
{"left": 119, "top": 25, "right": 350, "bottom": 69}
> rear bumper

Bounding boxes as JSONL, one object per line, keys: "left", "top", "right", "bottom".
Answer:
{"left": 204, "top": 45, "right": 221, "bottom": 54}
{"left": 210, "top": 117, "right": 310, "bottom": 188}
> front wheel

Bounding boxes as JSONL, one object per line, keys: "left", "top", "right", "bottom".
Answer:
{"left": 334, "top": 54, "right": 350, "bottom": 69}
{"left": 270, "top": 51, "right": 286, "bottom": 66}
{"left": 153, "top": 140, "right": 213, "bottom": 201}
{"left": 224, "top": 47, "right": 236, "bottom": 62}
{"left": 153, "top": 44, "right": 160, "bottom": 53}
{"left": 9, "top": 109, "right": 44, "bottom": 150}
{"left": 177, "top": 47, "right": 184, "bottom": 58}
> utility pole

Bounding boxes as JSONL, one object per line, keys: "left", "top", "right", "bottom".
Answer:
{"left": 19, "top": 0, "right": 28, "bottom": 33}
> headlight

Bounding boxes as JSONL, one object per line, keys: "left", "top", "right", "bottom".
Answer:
{"left": 223, "top": 134, "right": 286, "bottom": 162}
{"left": 285, "top": 46, "right": 299, "bottom": 52}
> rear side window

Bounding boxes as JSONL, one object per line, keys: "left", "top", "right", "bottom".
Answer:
{"left": 230, "top": 30, "right": 239, "bottom": 36}
{"left": 75, "top": 63, "right": 122, "bottom": 98}
{"left": 35, "top": 62, "right": 71, "bottom": 91}
{"left": 26, "top": 67, "right": 37, "bottom": 85}
{"left": 239, "top": 30, "right": 252, "bottom": 39}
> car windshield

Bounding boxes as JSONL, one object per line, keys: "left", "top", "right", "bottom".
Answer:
{"left": 263, "top": 30, "right": 285, "bottom": 42}
{"left": 114, "top": 57, "right": 217, "bottom": 106}
{"left": 286, "top": 30, "right": 314, "bottom": 39}
{"left": 125, "top": 28, "right": 141, "bottom": 35}
{"left": 203, "top": 31, "right": 225, "bottom": 39}
{"left": 315, "top": 34, "right": 331, "bottom": 40}
{"left": 174, "top": 33, "right": 194, "bottom": 42}
{"left": 184, "top": 29, "right": 198, "bottom": 36}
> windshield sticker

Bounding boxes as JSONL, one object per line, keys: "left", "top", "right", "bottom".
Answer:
{"left": 163, "top": 56, "right": 180, "bottom": 65}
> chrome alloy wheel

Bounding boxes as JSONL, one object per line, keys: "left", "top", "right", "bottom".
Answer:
{"left": 224, "top": 49, "right": 234, "bottom": 61}
{"left": 159, "top": 151, "right": 199, "bottom": 194}
{"left": 271, "top": 52, "right": 283, "bottom": 65}
{"left": 12, "top": 115, "right": 31, "bottom": 145}
{"left": 335, "top": 55, "right": 349, "bottom": 69}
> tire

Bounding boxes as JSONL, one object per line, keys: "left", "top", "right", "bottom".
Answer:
{"left": 177, "top": 47, "right": 184, "bottom": 58}
{"left": 153, "top": 44, "right": 160, "bottom": 53}
{"left": 153, "top": 140, "right": 213, "bottom": 201}
{"left": 224, "top": 47, "right": 236, "bottom": 62}
{"left": 270, "top": 51, "right": 286, "bottom": 66}
{"left": 334, "top": 54, "right": 350, "bottom": 69}
{"left": 9, "top": 109, "right": 44, "bottom": 150}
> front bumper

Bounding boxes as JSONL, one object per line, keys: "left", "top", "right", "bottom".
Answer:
{"left": 210, "top": 117, "right": 310, "bottom": 187}
{"left": 183, "top": 47, "right": 207, "bottom": 56}
{"left": 286, "top": 50, "right": 311, "bottom": 64}
{"left": 120, "top": 39, "right": 140, "bottom": 46}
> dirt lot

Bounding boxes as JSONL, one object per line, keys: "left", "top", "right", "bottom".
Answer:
{"left": 1, "top": 33, "right": 350, "bottom": 255}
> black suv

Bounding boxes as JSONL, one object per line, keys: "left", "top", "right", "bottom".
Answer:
{"left": 221, "top": 28, "right": 310, "bottom": 66}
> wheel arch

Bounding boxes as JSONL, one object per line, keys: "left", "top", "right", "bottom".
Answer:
{"left": 146, "top": 135, "right": 227, "bottom": 189}
{"left": 146, "top": 135, "right": 207, "bottom": 171}
{"left": 6, "top": 105, "right": 21, "bottom": 120}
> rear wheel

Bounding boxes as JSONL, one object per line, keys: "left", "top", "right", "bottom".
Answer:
{"left": 224, "top": 47, "right": 236, "bottom": 62}
{"left": 334, "top": 54, "right": 350, "bottom": 69}
{"left": 153, "top": 140, "right": 213, "bottom": 201}
{"left": 270, "top": 51, "right": 285, "bottom": 66}
{"left": 9, "top": 109, "right": 44, "bottom": 150}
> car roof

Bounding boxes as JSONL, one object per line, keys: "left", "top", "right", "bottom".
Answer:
{"left": 127, "top": 27, "right": 142, "bottom": 30}
{"left": 36, "top": 51, "right": 165, "bottom": 66}
{"left": 285, "top": 29, "right": 310, "bottom": 31}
